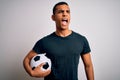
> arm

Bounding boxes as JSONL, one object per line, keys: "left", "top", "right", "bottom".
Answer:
{"left": 23, "top": 50, "right": 51, "bottom": 78}
{"left": 81, "top": 53, "right": 94, "bottom": 80}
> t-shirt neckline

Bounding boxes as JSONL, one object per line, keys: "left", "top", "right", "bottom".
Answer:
{"left": 53, "top": 31, "right": 74, "bottom": 39}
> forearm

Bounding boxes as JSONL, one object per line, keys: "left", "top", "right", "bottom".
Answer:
{"left": 23, "top": 57, "right": 33, "bottom": 76}
{"left": 85, "top": 64, "right": 94, "bottom": 80}
{"left": 23, "top": 50, "right": 37, "bottom": 76}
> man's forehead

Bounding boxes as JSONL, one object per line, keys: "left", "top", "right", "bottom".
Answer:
{"left": 55, "top": 5, "right": 70, "bottom": 10}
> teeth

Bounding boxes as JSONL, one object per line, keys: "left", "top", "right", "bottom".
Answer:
{"left": 62, "top": 19, "right": 68, "bottom": 22}
{"left": 63, "top": 19, "right": 67, "bottom": 20}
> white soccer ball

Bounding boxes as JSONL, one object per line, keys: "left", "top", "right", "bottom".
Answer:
{"left": 30, "top": 53, "right": 51, "bottom": 71}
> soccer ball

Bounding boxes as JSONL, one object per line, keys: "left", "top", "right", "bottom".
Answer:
{"left": 30, "top": 53, "right": 51, "bottom": 71}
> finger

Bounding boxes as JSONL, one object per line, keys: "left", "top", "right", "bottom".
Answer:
{"left": 38, "top": 62, "right": 46, "bottom": 67}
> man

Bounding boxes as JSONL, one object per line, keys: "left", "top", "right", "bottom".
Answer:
{"left": 23, "top": 2, "right": 94, "bottom": 80}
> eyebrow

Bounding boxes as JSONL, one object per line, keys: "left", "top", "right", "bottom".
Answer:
{"left": 56, "top": 9, "right": 70, "bottom": 14}
{"left": 56, "top": 9, "right": 70, "bottom": 12}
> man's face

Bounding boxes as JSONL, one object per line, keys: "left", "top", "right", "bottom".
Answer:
{"left": 52, "top": 4, "right": 70, "bottom": 30}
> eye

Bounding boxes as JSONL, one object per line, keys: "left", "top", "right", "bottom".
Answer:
{"left": 66, "top": 10, "right": 70, "bottom": 13}
{"left": 58, "top": 10, "right": 64, "bottom": 13}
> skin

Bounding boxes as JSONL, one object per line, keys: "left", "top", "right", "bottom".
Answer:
{"left": 23, "top": 4, "right": 94, "bottom": 80}
{"left": 52, "top": 4, "right": 71, "bottom": 37}
{"left": 81, "top": 53, "right": 94, "bottom": 80}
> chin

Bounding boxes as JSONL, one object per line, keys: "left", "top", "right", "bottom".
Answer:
{"left": 61, "top": 25, "right": 68, "bottom": 29}
{"left": 56, "top": 24, "right": 69, "bottom": 30}
{"left": 60, "top": 27, "right": 69, "bottom": 31}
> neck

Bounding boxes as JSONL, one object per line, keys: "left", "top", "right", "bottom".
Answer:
{"left": 55, "top": 29, "right": 72, "bottom": 37}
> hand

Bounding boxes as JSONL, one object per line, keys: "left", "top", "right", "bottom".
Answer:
{"left": 31, "top": 63, "right": 51, "bottom": 78}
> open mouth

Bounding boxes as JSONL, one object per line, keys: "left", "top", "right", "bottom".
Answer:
{"left": 61, "top": 19, "right": 68, "bottom": 26}
{"left": 62, "top": 18, "right": 68, "bottom": 22}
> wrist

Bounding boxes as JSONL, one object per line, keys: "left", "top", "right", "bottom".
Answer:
{"left": 29, "top": 70, "right": 34, "bottom": 77}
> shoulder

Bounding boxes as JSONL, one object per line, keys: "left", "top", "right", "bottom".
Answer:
{"left": 72, "top": 31, "right": 90, "bottom": 44}
{"left": 37, "top": 32, "right": 55, "bottom": 42}
{"left": 72, "top": 31, "right": 91, "bottom": 53}
{"left": 72, "top": 31, "right": 86, "bottom": 39}
{"left": 42, "top": 32, "right": 55, "bottom": 40}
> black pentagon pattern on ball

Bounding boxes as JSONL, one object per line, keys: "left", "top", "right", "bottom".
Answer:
{"left": 32, "top": 67, "right": 35, "bottom": 70}
{"left": 43, "top": 62, "right": 49, "bottom": 69}
{"left": 34, "top": 56, "right": 40, "bottom": 61}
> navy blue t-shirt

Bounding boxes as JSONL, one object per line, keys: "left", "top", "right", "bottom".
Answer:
{"left": 33, "top": 31, "right": 91, "bottom": 80}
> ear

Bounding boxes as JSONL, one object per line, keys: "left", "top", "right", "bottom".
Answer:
{"left": 51, "top": 15, "right": 55, "bottom": 21}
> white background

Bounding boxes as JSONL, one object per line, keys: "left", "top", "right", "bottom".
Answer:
{"left": 0, "top": 0, "right": 120, "bottom": 80}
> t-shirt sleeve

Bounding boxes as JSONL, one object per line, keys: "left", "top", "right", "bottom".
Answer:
{"left": 81, "top": 36, "right": 91, "bottom": 54}
{"left": 32, "top": 39, "right": 45, "bottom": 54}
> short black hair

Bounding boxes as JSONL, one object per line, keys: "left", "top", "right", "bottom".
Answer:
{"left": 53, "top": 2, "right": 69, "bottom": 15}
